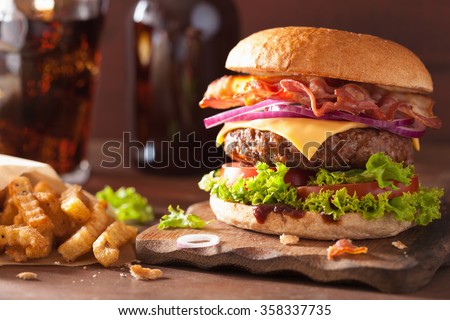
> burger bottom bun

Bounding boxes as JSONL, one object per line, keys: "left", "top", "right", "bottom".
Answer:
{"left": 210, "top": 196, "right": 414, "bottom": 240}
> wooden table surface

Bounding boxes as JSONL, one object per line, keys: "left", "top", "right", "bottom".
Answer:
{"left": 1, "top": 141, "right": 449, "bottom": 300}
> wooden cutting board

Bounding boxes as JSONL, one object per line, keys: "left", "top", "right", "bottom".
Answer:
{"left": 136, "top": 201, "right": 450, "bottom": 293}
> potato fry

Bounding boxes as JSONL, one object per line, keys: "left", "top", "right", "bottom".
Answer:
{"left": 1, "top": 175, "right": 138, "bottom": 267}
{"left": 6, "top": 240, "right": 52, "bottom": 261}
{"left": 25, "top": 230, "right": 53, "bottom": 259}
{"left": 58, "top": 201, "right": 112, "bottom": 262}
{"left": 60, "top": 185, "right": 90, "bottom": 224}
{"left": 33, "top": 181, "right": 58, "bottom": 194}
{"left": 93, "top": 221, "right": 137, "bottom": 267}
{"left": 5, "top": 247, "right": 27, "bottom": 262}
{"left": 35, "top": 192, "right": 78, "bottom": 241}
{"left": 0, "top": 196, "right": 18, "bottom": 225}
{"left": 0, "top": 225, "right": 47, "bottom": 248}
{"left": 8, "top": 177, "right": 53, "bottom": 233}
{"left": 13, "top": 212, "right": 24, "bottom": 225}
{"left": 0, "top": 225, "right": 49, "bottom": 262}
{"left": 0, "top": 188, "right": 6, "bottom": 207}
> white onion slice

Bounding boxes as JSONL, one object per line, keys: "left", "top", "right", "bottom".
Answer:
{"left": 176, "top": 234, "right": 220, "bottom": 249}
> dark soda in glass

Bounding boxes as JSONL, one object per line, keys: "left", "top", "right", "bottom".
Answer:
{"left": 0, "top": 3, "right": 104, "bottom": 176}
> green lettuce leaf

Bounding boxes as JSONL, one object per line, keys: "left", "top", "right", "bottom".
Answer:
{"left": 310, "top": 152, "right": 414, "bottom": 189}
{"left": 199, "top": 153, "right": 444, "bottom": 226}
{"left": 299, "top": 187, "right": 442, "bottom": 225}
{"left": 405, "top": 187, "right": 443, "bottom": 225}
{"left": 359, "top": 192, "right": 391, "bottom": 220}
{"left": 96, "top": 186, "right": 154, "bottom": 223}
{"left": 158, "top": 205, "right": 206, "bottom": 230}
{"left": 198, "top": 170, "right": 219, "bottom": 192}
{"left": 200, "top": 162, "right": 300, "bottom": 208}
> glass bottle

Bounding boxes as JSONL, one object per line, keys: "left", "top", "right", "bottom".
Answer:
{"left": 132, "top": 0, "right": 239, "bottom": 174}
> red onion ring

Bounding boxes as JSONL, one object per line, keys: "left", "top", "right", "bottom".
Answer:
{"left": 203, "top": 100, "right": 422, "bottom": 138}
{"left": 203, "top": 99, "right": 288, "bottom": 129}
{"left": 229, "top": 110, "right": 337, "bottom": 122}
{"left": 327, "top": 110, "right": 414, "bottom": 128}
{"left": 384, "top": 120, "right": 426, "bottom": 138}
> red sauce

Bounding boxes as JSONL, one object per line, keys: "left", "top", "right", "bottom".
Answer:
{"left": 320, "top": 214, "right": 341, "bottom": 224}
{"left": 253, "top": 204, "right": 306, "bottom": 224}
{"left": 253, "top": 204, "right": 342, "bottom": 225}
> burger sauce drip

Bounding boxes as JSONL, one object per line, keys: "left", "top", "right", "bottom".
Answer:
{"left": 321, "top": 214, "right": 341, "bottom": 225}
{"left": 253, "top": 204, "right": 305, "bottom": 224}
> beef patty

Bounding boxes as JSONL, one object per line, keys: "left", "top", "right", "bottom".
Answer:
{"left": 223, "top": 128, "right": 414, "bottom": 170}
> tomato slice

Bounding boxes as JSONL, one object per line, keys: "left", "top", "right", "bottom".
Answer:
{"left": 221, "top": 162, "right": 419, "bottom": 199}
{"left": 220, "top": 162, "right": 311, "bottom": 186}
{"left": 297, "top": 175, "right": 419, "bottom": 199}
{"left": 283, "top": 168, "right": 311, "bottom": 187}
{"left": 220, "top": 162, "right": 258, "bottom": 183}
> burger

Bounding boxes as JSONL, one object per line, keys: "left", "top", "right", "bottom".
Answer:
{"left": 198, "top": 26, "right": 443, "bottom": 240}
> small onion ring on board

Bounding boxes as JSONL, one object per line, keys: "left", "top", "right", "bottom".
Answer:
{"left": 176, "top": 234, "right": 220, "bottom": 249}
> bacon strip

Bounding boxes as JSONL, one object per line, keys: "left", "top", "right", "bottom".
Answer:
{"left": 199, "top": 75, "right": 441, "bottom": 129}
{"left": 307, "top": 83, "right": 384, "bottom": 118}
{"left": 309, "top": 77, "right": 336, "bottom": 99}
{"left": 235, "top": 79, "right": 281, "bottom": 105}
{"left": 198, "top": 97, "right": 242, "bottom": 109}
{"left": 380, "top": 93, "right": 441, "bottom": 128}
{"left": 199, "top": 75, "right": 249, "bottom": 109}
{"left": 326, "top": 239, "right": 368, "bottom": 260}
{"left": 280, "top": 79, "right": 316, "bottom": 109}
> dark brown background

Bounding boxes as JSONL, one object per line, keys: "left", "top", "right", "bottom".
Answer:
{"left": 92, "top": 0, "right": 450, "bottom": 146}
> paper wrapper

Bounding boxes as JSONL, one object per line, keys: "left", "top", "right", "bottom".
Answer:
{"left": 0, "top": 155, "right": 135, "bottom": 267}
{"left": 0, "top": 155, "right": 64, "bottom": 192}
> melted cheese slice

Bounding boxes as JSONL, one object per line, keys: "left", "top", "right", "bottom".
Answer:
{"left": 216, "top": 118, "right": 368, "bottom": 160}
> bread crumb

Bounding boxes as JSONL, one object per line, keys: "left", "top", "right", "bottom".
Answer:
{"left": 120, "top": 273, "right": 127, "bottom": 278}
{"left": 392, "top": 241, "right": 408, "bottom": 250}
{"left": 53, "top": 261, "right": 61, "bottom": 265}
{"left": 92, "top": 274, "right": 97, "bottom": 278}
{"left": 130, "top": 265, "right": 163, "bottom": 281}
{"left": 16, "top": 272, "right": 38, "bottom": 280}
{"left": 82, "top": 266, "right": 87, "bottom": 270}
{"left": 280, "top": 234, "right": 299, "bottom": 245}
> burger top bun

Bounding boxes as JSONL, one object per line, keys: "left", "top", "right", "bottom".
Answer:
{"left": 225, "top": 26, "right": 433, "bottom": 94}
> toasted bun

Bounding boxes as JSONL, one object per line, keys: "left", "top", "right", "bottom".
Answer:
{"left": 210, "top": 196, "right": 414, "bottom": 240}
{"left": 226, "top": 27, "right": 432, "bottom": 93}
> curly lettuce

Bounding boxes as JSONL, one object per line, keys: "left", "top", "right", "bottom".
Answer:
{"left": 158, "top": 205, "right": 206, "bottom": 230}
{"left": 200, "top": 162, "right": 300, "bottom": 208}
{"left": 199, "top": 154, "right": 444, "bottom": 226}
{"left": 96, "top": 186, "right": 154, "bottom": 224}
{"left": 311, "top": 152, "right": 414, "bottom": 189}
{"left": 302, "top": 187, "right": 443, "bottom": 225}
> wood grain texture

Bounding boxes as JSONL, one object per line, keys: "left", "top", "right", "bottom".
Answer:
{"left": 136, "top": 201, "right": 450, "bottom": 293}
